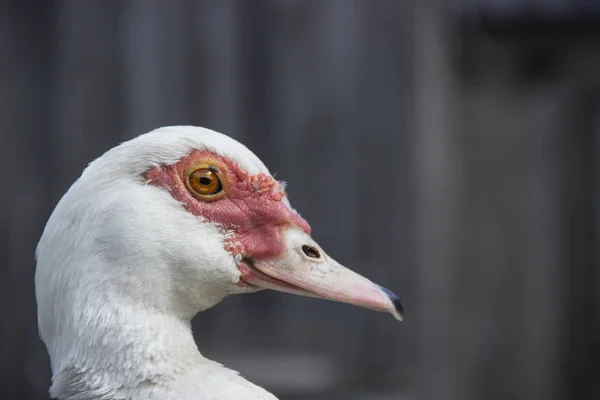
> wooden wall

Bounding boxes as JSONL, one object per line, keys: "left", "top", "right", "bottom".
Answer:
{"left": 0, "top": 1, "right": 597, "bottom": 399}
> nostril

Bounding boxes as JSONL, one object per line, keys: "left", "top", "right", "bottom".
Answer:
{"left": 302, "top": 244, "right": 321, "bottom": 259}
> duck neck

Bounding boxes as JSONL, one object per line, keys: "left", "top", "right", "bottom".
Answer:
{"left": 50, "top": 298, "right": 203, "bottom": 399}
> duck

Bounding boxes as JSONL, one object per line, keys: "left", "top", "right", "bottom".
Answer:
{"left": 35, "top": 126, "right": 403, "bottom": 400}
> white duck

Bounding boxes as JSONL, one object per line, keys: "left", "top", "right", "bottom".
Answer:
{"left": 35, "top": 126, "right": 403, "bottom": 400}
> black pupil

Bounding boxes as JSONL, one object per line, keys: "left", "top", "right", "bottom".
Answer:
{"left": 199, "top": 176, "right": 212, "bottom": 185}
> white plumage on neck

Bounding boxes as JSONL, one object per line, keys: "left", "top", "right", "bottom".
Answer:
{"left": 36, "top": 126, "right": 278, "bottom": 399}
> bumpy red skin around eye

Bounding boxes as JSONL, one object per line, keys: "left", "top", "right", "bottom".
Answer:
{"left": 144, "top": 150, "right": 311, "bottom": 262}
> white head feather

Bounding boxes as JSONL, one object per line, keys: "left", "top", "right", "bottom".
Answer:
{"left": 36, "top": 126, "right": 279, "bottom": 399}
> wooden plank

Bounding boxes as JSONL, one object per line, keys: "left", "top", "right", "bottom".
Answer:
{"left": 414, "top": 2, "right": 459, "bottom": 399}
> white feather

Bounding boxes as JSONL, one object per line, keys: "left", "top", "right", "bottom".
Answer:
{"left": 36, "top": 126, "right": 280, "bottom": 399}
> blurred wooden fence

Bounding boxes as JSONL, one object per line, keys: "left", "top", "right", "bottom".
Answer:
{"left": 0, "top": 1, "right": 598, "bottom": 400}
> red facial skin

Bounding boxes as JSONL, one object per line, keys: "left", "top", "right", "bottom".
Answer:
{"left": 144, "top": 150, "right": 311, "bottom": 275}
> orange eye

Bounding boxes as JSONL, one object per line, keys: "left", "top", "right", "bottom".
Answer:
{"left": 187, "top": 168, "right": 223, "bottom": 197}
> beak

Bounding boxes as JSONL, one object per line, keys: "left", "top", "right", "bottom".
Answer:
{"left": 238, "top": 228, "right": 403, "bottom": 321}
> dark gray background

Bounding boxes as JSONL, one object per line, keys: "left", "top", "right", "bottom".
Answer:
{"left": 0, "top": 1, "right": 598, "bottom": 399}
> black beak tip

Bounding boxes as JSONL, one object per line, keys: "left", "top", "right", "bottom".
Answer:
{"left": 378, "top": 285, "right": 404, "bottom": 320}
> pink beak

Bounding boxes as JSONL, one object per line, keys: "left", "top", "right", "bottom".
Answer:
{"left": 238, "top": 228, "right": 403, "bottom": 321}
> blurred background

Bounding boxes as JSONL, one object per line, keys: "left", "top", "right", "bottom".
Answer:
{"left": 1, "top": 0, "right": 599, "bottom": 399}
